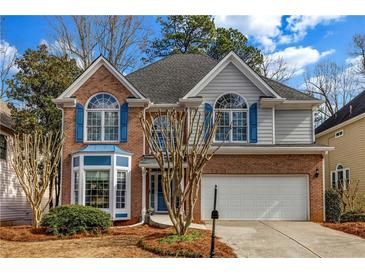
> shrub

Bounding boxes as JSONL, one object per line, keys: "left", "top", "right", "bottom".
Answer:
{"left": 325, "top": 189, "right": 342, "bottom": 223}
{"left": 340, "top": 211, "right": 365, "bottom": 223}
{"left": 41, "top": 205, "right": 112, "bottom": 235}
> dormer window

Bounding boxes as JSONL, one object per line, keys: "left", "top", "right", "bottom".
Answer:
{"left": 214, "top": 93, "right": 248, "bottom": 142}
{"left": 86, "top": 93, "right": 119, "bottom": 141}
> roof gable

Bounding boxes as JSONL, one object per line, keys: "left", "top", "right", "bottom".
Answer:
{"left": 183, "top": 52, "right": 281, "bottom": 99}
{"left": 316, "top": 90, "right": 365, "bottom": 135}
{"left": 57, "top": 56, "right": 145, "bottom": 100}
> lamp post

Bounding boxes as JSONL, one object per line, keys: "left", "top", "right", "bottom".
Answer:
{"left": 210, "top": 185, "right": 219, "bottom": 258}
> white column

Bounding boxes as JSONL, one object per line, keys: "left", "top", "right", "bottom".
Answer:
{"left": 141, "top": 167, "right": 147, "bottom": 223}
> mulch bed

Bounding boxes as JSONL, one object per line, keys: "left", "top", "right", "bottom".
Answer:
{"left": 138, "top": 228, "right": 236, "bottom": 258}
{"left": 0, "top": 225, "right": 236, "bottom": 258}
{"left": 322, "top": 222, "right": 365, "bottom": 239}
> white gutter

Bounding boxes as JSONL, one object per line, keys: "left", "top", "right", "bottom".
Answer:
{"left": 52, "top": 98, "right": 76, "bottom": 108}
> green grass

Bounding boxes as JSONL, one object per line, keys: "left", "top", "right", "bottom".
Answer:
{"left": 159, "top": 230, "right": 202, "bottom": 244}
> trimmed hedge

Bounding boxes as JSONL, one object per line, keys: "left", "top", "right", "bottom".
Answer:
{"left": 41, "top": 205, "right": 112, "bottom": 235}
{"left": 325, "top": 189, "right": 342, "bottom": 223}
{"left": 341, "top": 211, "right": 365, "bottom": 223}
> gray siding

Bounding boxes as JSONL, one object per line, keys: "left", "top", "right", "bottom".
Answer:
{"left": 0, "top": 133, "right": 32, "bottom": 224}
{"left": 275, "top": 110, "right": 313, "bottom": 144}
{"left": 196, "top": 63, "right": 273, "bottom": 144}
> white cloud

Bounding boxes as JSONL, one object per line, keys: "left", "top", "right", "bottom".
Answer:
{"left": 215, "top": 15, "right": 282, "bottom": 52}
{"left": 214, "top": 15, "right": 345, "bottom": 52}
{"left": 284, "top": 16, "right": 345, "bottom": 43}
{"left": 0, "top": 40, "right": 19, "bottom": 75}
{"left": 267, "top": 46, "right": 335, "bottom": 76}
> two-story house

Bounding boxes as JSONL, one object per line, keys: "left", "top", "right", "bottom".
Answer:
{"left": 54, "top": 52, "right": 333, "bottom": 225}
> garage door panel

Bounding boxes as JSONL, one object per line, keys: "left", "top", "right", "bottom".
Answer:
{"left": 201, "top": 175, "right": 308, "bottom": 220}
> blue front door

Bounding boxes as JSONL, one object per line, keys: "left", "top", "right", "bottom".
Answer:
{"left": 157, "top": 175, "right": 167, "bottom": 212}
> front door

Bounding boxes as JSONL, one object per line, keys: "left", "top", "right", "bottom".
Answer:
{"left": 157, "top": 175, "right": 168, "bottom": 212}
{"left": 150, "top": 173, "right": 167, "bottom": 212}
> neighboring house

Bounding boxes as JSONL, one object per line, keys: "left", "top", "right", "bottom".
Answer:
{"left": 54, "top": 52, "right": 333, "bottom": 225}
{"left": 316, "top": 90, "right": 365, "bottom": 197}
{"left": 0, "top": 100, "right": 32, "bottom": 225}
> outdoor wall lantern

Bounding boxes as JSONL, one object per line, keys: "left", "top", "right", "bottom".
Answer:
{"left": 315, "top": 168, "right": 320, "bottom": 178}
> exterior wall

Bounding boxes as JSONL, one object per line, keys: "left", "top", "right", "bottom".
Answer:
{"left": 193, "top": 154, "right": 324, "bottom": 222}
{"left": 316, "top": 117, "right": 365, "bottom": 196}
{"left": 0, "top": 127, "right": 32, "bottom": 225}
{"left": 275, "top": 109, "right": 313, "bottom": 144}
{"left": 196, "top": 63, "right": 273, "bottom": 144}
{"left": 61, "top": 66, "right": 144, "bottom": 225}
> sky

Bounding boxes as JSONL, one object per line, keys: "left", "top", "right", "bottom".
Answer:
{"left": 1, "top": 15, "right": 365, "bottom": 89}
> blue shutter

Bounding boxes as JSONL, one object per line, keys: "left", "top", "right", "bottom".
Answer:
{"left": 249, "top": 103, "right": 257, "bottom": 143}
{"left": 75, "top": 103, "right": 84, "bottom": 143}
{"left": 120, "top": 103, "right": 128, "bottom": 142}
{"left": 204, "top": 103, "right": 213, "bottom": 141}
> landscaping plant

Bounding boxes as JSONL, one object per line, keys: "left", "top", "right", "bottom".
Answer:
{"left": 325, "top": 189, "right": 342, "bottom": 223}
{"left": 41, "top": 205, "right": 112, "bottom": 235}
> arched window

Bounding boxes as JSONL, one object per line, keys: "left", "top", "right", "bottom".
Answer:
{"left": 214, "top": 93, "right": 248, "bottom": 142}
{"left": 86, "top": 93, "right": 119, "bottom": 141}
{"left": 331, "top": 164, "right": 350, "bottom": 190}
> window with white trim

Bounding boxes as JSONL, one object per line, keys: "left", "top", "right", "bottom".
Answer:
{"left": 73, "top": 171, "right": 79, "bottom": 204}
{"left": 331, "top": 164, "right": 350, "bottom": 190}
{"left": 0, "top": 134, "right": 6, "bottom": 160}
{"left": 153, "top": 115, "right": 175, "bottom": 149}
{"left": 116, "top": 171, "right": 127, "bottom": 209}
{"left": 85, "top": 170, "right": 110, "bottom": 208}
{"left": 86, "top": 93, "right": 119, "bottom": 141}
{"left": 335, "top": 130, "right": 344, "bottom": 138}
{"left": 214, "top": 93, "right": 248, "bottom": 142}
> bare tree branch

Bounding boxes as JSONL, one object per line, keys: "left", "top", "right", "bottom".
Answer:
{"left": 260, "top": 55, "right": 296, "bottom": 83}
{"left": 140, "top": 108, "right": 226, "bottom": 235}
{"left": 8, "top": 130, "right": 64, "bottom": 228}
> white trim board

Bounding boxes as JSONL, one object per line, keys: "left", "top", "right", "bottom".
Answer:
{"left": 183, "top": 51, "right": 281, "bottom": 100}
{"left": 56, "top": 55, "right": 145, "bottom": 100}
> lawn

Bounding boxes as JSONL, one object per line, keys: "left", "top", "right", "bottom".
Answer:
{"left": 0, "top": 225, "right": 236, "bottom": 258}
{"left": 322, "top": 222, "right": 365, "bottom": 239}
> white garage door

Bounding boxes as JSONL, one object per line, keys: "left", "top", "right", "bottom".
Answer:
{"left": 201, "top": 175, "right": 309, "bottom": 220}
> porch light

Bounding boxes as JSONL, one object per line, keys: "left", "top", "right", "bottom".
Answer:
{"left": 315, "top": 168, "right": 320, "bottom": 178}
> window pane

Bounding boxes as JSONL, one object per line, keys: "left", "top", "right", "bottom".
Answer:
{"left": 232, "top": 112, "right": 247, "bottom": 141}
{"left": 0, "top": 134, "right": 6, "bottom": 160}
{"left": 87, "top": 112, "right": 102, "bottom": 141}
{"left": 216, "top": 112, "right": 230, "bottom": 141}
{"left": 331, "top": 171, "right": 336, "bottom": 189}
{"left": 88, "top": 94, "right": 118, "bottom": 109}
{"left": 85, "top": 171, "right": 109, "bottom": 209}
{"left": 104, "top": 111, "right": 118, "bottom": 141}
{"left": 74, "top": 172, "right": 79, "bottom": 204}
{"left": 116, "top": 172, "right": 126, "bottom": 209}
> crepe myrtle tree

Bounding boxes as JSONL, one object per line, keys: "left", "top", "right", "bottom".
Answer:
{"left": 8, "top": 130, "right": 64, "bottom": 228}
{"left": 140, "top": 107, "right": 227, "bottom": 236}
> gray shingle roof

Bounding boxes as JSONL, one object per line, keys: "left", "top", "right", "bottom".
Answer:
{"left": 315, "top": 90, "right": 365, "bottom": 134}
{"left": 126, "top": 53, "right": 316, "bottom": 103}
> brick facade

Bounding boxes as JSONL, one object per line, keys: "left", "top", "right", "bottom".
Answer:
{"left": 60, "top": 64, "right": 325, "bottom": 225}
{"left": 193, "top": 154, "right": 324, "bottom": 222}
{"left": 61, "top": 66, "right": 144, "bottom": 225}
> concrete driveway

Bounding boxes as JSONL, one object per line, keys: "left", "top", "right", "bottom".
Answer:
{"left": 207, "top": 221, "right": 365, "bottom": 258}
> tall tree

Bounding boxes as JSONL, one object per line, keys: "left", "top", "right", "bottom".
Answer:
{"left": 0, "top": 40, "right": 17, "bottom": 99}
{"left": 259, "top": 55, "right": 296, "bottom": 83}
{"left": 50, "top": 16, "right": 150, "bottom": 73}
{"left": 350, "top": 33, "right": 365, "bottom": 77}
{"left": 6, "top": 45, "right": 80, "bottom": 207}
{"left": 304, "top": 60, "right": 360, "bottom": 124}
{"left": 140, "top": 109, "right": 226, "bottom": 236}
{"left": 207, "top": 27, "right": 263, "bottom": 71}
{"left": 6, "top": 45, "right": 81, "bottom": 133}
{"left": 145, "top": 16, "right": 216, "bottom": 61}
